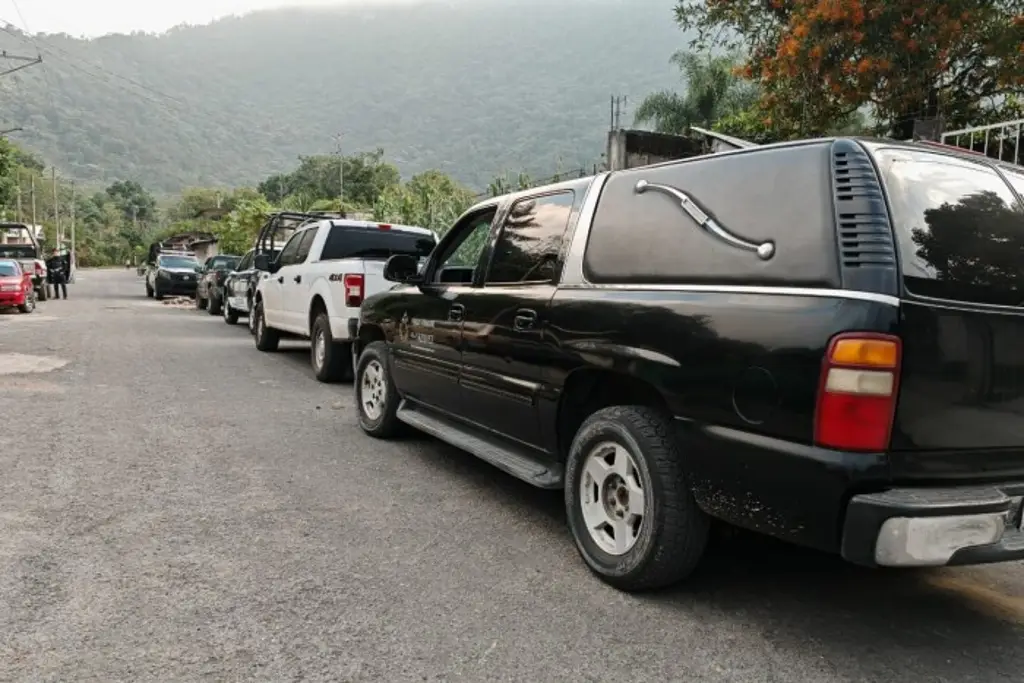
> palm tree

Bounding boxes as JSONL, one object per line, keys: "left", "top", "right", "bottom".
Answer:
{"left": 635, "top": 51, "right": 759, "bottom": 134}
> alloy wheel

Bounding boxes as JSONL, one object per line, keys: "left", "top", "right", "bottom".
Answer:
{"left": 360, "top": 359, "right": 386, "bottom": 421}
{"left": 579, "top": 441, "right": 646, "bottom": 556}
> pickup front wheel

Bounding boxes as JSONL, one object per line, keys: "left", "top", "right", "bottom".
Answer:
{"left": 253, "top": 301, "right": 280, "bottom": 352}
{"left": 565, "top": 405, "right": 709, "bottom": 592}
{"left": 355, "top": 341, "right": 403, "bottom": 438}
{"left": 311, "top": 312, "right": 352, "bottom": 383}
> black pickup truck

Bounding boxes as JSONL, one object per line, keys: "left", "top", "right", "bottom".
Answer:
{"left": 353, "top": 137, "right": 1024, "bottom": 591}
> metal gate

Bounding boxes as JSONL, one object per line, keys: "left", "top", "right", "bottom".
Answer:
{"left": 941, "top": 118, "right": 1024, "bottom": 165}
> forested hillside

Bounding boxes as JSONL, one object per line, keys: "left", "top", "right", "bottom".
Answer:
{"left": 0, "top": 0, "right": 687, "bottom": 193}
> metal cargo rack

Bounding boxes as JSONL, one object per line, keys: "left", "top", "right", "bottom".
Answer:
{"left": 254, "top": 211, "right": 346, "bottom": 255}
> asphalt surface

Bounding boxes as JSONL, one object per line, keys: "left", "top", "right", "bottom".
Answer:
{"left": 1, "top": 269, "right": 1023, "bottom": 683}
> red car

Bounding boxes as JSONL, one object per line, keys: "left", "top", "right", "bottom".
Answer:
{"left": 0, "top": 258, "right": 36, "bottom": 313}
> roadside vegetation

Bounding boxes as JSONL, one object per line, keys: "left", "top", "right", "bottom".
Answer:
{"left": 0, "top": 0, "right": 1020, "bottom": 265}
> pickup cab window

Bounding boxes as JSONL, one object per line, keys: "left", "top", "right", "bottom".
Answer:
{"left": 294, "top": 228, "right": 318, "bottom": 264}
{"left": 320, "top": 225, "right": 436, "bottom": 261}
{"left": 485, "top": 191, "right": 574, "bottom": 285}
{"left": 276, "top": 231, "right": 305, "bottom": 267}
{"left": 235, "top": 250, "right": 254, "bottom": 271}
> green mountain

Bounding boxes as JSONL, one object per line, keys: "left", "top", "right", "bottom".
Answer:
{"left": 0, "top": 0, "right": 688, "bottom": 194}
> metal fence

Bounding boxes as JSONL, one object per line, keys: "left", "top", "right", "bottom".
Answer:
{"left": 940, "top": 118, "right": 1024, "bottom": 165}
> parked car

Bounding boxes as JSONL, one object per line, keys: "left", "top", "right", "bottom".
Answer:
{"left": 0, "top": 258, "right": 36, "bottom": 313}
{"left": 252, "top": 218, "right": 436, "bottom": 383}
{"left": 352, "top": 137, "right": 1024, "bottom": 592}
{"left": 223, "top": 245, "right": 284, "bottom": 329}
{"left": 196, "top": 254, "right": 241, "bottom": 314}
{"left": 145, "top": 249, "right": 201, "bottom": 299}
{"left": 0, "top": 223, "right": 48, "bottom": 301}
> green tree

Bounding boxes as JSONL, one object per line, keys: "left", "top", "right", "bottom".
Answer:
{"left": 216, "top": 196, "right": 273, "bottom": 254}
{"left": 374, "top": 170, "right": 476, "bottom": 234}
{"left": 258, "top": 150, "right": 401, "bottom": 210}
{"left": 106, "top": 180, "right": 158, "bottom": 223}
{"left": 673, "top": 0, "right": 1024, "bottom": 139}
{"left": 634, "top": 51, "right": 760, "bottom": 134}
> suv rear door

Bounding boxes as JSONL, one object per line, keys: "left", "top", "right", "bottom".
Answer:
{"left": 874, "top": 147, "right": 1024, "bottom": 480}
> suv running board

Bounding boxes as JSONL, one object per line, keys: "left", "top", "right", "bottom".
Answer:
{"left": 396, "top": 402, "right": 564, "bottom": 489}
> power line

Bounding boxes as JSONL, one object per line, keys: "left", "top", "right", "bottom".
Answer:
{"left": 0, "top": 20, "right": 222, "bottom": 123}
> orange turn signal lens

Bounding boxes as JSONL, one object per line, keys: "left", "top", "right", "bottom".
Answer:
{"left": 829, "top": 338, "right": 899, "bottom": 368}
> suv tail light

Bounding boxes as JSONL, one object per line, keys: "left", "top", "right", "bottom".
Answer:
{"left": 343, "top": 273, "right": 364, "bottom": 307}
{"left": 814, "top": 333, "right": 902, "bottom": 452}
{"left": 35, "top": 263, "right": 44, "bottom": 276}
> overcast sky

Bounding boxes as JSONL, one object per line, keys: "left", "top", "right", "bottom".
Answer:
{"left": 8, "top": 0, "right": 415, "bottom": 37}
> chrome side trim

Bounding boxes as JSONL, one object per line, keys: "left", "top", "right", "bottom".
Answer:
{"left": 558, "top": 283, "right": 900, "bottom": 307}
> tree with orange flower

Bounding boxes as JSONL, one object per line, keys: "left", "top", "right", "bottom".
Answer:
{"left": 675, "top": 0, "right": 1024, "bottom": 139}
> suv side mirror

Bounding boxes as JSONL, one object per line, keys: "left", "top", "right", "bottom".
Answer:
{"left": 384, "top": 254, "right": 422, "bottom": 283}
{"left": 253, "top": 254, "right": 270, "bottom": 271}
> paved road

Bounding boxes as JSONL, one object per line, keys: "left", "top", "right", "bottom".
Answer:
{"left": 1, "top": 269, "right": 1023, "bottom": 683}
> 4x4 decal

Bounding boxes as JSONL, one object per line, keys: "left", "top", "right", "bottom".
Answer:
{"left": 634, "top": 179, "right": 776, "bottom": 260}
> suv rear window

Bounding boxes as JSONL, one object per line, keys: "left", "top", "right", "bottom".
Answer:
{"left": 876, "top": 149, "right": 1024, "bottom": 307}
{"left": 320, "top": 225, "right": 436, "bottom": 261}
{"left": 209, "top": 256, "right": 240, "bottom": 269}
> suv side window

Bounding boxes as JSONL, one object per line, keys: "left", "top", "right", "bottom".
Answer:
{"left": 877, "top": 149, "right": 1024, "bottom": 307}
{"left": 276, "top": 231, "right": 304, "bottom": 267}
{"left": 429, "top": 210, "right": 496, "bottom": 284}
{"left": 294, "top": 228, "right": 318, "bottom": 264}
{"left": 485, "top": 191, "right": 574, "bottom": 285}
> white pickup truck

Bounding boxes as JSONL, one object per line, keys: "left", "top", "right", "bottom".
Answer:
{"left": 252, "top": 218, "right": 436, "bottom": 382}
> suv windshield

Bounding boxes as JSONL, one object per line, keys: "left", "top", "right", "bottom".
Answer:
{"left": 877, "top": 148, "right": 1024, "bottom": 307}
{"left": 0, "top": 261, "right": 20, "bottom": 276}
{"left": 158, "top": 255, "right": 199, "bottom": 269}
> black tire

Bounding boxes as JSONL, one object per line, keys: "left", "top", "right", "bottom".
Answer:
{"left": 37, "top": 286, "right": 48, "bottom": 302}
{"left": 153, "top": 283, "right": 164, "bottom": 301}
{"left": 145, "top": 282, "right": 153, "bottom": 298}
{"left": 247, "top": 297, "right": 257, "bottom": 335}
{"left": 18, "top": 293, "right": 35, "bottom": 314}
{"left": 355, "top": 341, "right": 403, "bottom": 438}
{"left": 310, "top": 312, "right": 352, "bottom": 383}
{"left": 253, "top": 300, "right": 280, "bottom": 352}
{"left": 565, "top": 405, "right": 709, "bottom": 592}
{"left": 208, "top": 292, "right": 222, "bottom": 316}
{"left": 196, "top": 293, "right": 207, "bottom": 310}
{"left": 223, "top": 300, "right": 239, "bottom": 325}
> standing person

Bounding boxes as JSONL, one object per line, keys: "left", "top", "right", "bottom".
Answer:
{"left": 46, "top": 248, "right": 68, "bottom": 300}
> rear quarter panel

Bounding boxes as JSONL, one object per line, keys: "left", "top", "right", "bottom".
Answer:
{"left": 544, "top": 288, "right": 899, "bottom": 549}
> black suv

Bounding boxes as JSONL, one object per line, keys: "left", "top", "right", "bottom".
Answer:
{"left": 353, "top": 138, "right": 1024, "bottom": 591}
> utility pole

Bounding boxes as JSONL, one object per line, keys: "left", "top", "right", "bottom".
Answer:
{"left": 30, "top": 175, "right": 36, "bottom": 230}
{"left": 70, "top": 181, "right": 76, "bottom": 270}
{"left": 51, "top": 167, "right": 60, "bottom": 245}
{"left": 609, "top": 94, "right": 627, "bottom": 130}
{"left": 334, "top": 133, "right": 344, "bottom": 206}
{"left": 15, "top": 170, "right": 21, "bottom": 223}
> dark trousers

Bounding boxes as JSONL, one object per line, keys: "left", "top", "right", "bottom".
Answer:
{"left": 51, "top": 276, "right": 67, "bottom": 299}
